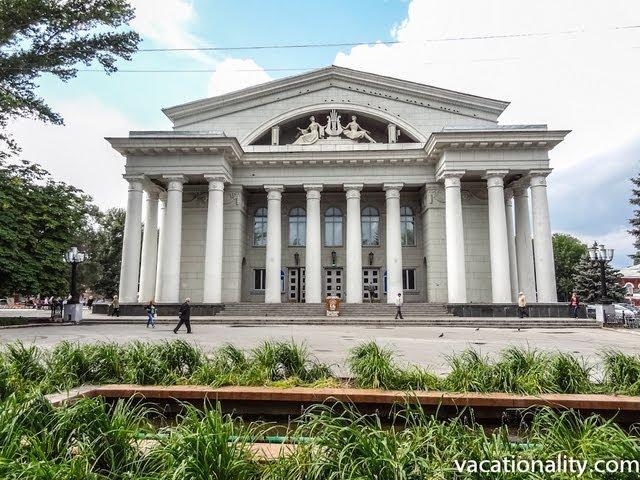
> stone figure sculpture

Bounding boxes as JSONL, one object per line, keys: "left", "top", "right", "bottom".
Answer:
{"left": 343, "top": 115, "right": 376, "bottom": 143}
{"left": 293, "top": 116, "right": 324, "bottom": 145}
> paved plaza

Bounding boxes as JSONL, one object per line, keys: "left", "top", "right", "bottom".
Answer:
{"left": 1, "top": 321, "right": 638, "bottom": 375}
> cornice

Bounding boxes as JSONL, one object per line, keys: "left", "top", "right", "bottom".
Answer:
{"left": 425, "top": 129, "right": 570, "bottom": 160}
{"left": 106, "top": 134, "right": 244, "bottom": 162}
{"left": 162, "top": 65, "right": 509, "bottom": 125}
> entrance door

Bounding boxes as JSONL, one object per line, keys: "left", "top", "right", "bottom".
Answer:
{"left": 325, "top": 268, "right": 343, "bottom": 299}
{"left": 363, "top": 268, "right": 380, "bottom": 302}
{"left": 288, "top": 267, "right": 306, "bottom": 302}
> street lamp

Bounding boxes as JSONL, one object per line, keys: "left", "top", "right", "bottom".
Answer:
{"left": 62, "top": 246, "right": 86, "bottom": 304}
{"left": 588, "top": 242, "right": 614, "bottom": 304}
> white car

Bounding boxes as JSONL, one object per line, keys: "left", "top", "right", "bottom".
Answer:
{"left": 614, "top": 303, "right": 637, "bottom": 321}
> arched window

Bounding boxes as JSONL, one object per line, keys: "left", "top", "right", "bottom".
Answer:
{"left": 324, "top": 207, "right": 343, "bottom": 246}
{"left": 400, "top": 206, "right": 415, "bottom": 246}
{"left": 362, "top": 207, "right": 380, "bottom": 246}
{"left": 626, "top": 282, "right": 635, "bottom": 296}
{"left": 289, "top": 207, "right": 306, "bottom": 246}
{"left": 253, "top": 207, "right": 268, "bottom": 246}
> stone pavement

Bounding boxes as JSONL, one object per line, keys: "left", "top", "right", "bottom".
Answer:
{"left": 1, "top": 322, "right": 637, "bottom": 375}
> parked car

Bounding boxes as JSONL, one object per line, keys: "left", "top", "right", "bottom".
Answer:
{"left": 614, "top": 303, "right": 637, "bottom": 322}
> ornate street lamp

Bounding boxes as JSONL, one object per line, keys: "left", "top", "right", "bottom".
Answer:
{"left": 331, "top": 251, "right": 337, "bottom": 267}
{"left": 62, "top": 246, "right": 86, "bottom": 304}
{"left": 588, "top": 242, "right": 614, "bottom": 304}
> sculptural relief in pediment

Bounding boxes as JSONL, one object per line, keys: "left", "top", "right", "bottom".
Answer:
{"left": 251, "top": 109, "right": 419, "bottom": 146}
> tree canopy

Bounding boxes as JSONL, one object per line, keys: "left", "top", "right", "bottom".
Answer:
{"left": 0, "top": 0, "right": 139, "bottom": 157}
{"left": 629, "top": 173, "right": 640, "bottom": 264}
{"left": 572, "top": 254, "right": 626, "bottom": 304}
{"left": 0, "top": 158, "right": 97, "bottom": 296}
{"left": 552, "top": 233, "right": 588, "bottom": 301}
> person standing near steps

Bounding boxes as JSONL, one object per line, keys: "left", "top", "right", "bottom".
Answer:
{"left": 394, "top": 292, "right": 404, "bottom": 320}
{"left": 173, "top": 298, "right": 191, "bottom": 334}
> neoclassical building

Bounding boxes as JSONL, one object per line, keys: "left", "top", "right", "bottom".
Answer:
{"left": 108, "top": 66, "right": 567, "bottom": 306}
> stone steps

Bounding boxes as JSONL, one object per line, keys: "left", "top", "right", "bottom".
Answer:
{"left": 83, "top": 316, "right": 598, "bottom": 328}
{"left": 218, "top": 302, "right": 451, "bottom": 317}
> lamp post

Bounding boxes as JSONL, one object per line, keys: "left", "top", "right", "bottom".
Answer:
{"left": 62, "top": 246, "right": 86, "bottom": 304}
{"left": 588, "top": 242, "right": 614, "bottom": 304}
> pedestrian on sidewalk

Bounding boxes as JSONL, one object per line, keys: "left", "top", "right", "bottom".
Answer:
{"left": 517, "top": 291, "right": 529, "bottom": 318}
{"left": 145, "top": 300, "right": 157, "bottom": 328}
{"left": 110, "top": 295, "right": 120, "bottom": 317}
{"left": 395, "top": 292, "right": 404, "bottom": 320}
{"left": 569, "top": 292, "right": 580, "bottom": 318}
{"left": 173, "top": 298, "right": 191, "bottom": 334}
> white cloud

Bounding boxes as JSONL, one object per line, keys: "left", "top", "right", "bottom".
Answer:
{"left": 334, "top": 0, "right": 640, "bottom": 169}
{"left": 10, "top": 97, "right": 146, "bottom": 210}
{"left": 130, "top": 0, "right": 214, "bottom": 64}
{"left": 207, "top": 58, "right": 272, "bottom": 97}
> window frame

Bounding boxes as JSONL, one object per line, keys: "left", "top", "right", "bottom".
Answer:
{"left": 400, "top": 206, "right": 416, "bottom": 247}
{"left": 288, "top": 207, "right": 307, "bottom": 247}
{"left": 324, "top": 207, "right": 343, "bottom": 247}
{"left": 253, "top": 207, "right": 268, "bottom": 247}
{"left": 361, "top": 206, "right": 380, "bottom": 246}
{"left": 253, "top": 268, "right": 266, "bottom": 290}
{"left": 402, "top": 268, "right": 416, "bottom": 291}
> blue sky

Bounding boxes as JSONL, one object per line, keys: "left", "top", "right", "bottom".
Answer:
{"left": 10, "top": 0, "right": 640, "bottom": 267}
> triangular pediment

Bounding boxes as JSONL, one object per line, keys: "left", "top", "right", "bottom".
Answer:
{"left": 163, "top": 65, "right": 509, "bottom": 129}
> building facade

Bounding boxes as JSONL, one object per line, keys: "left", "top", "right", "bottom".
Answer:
{"left": 108, "top": 66, "right": 568, "bottom": 305}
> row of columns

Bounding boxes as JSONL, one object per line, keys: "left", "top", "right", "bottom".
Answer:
{"left": 119, "top": 170, "right": 556, "bottom": 305}
{"left": 443, "top": 169, "right": 556, "bottom": 304}
{"left": 119, "top": 174, "right": 227, "bottom": 304}
{"left": 263, "top": 183, "right": 405, "bottom": 304}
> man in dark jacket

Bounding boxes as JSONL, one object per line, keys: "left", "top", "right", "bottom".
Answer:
{"left": 173, "top": 298, "right": 191, "bottom": 334}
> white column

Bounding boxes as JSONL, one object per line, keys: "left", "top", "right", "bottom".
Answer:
{"left": 443, "top": 171, "right": 467, "bottom": 303}
{"left": 504, "top": 189, "right": 519, "bottom": 302}
{"left": 264, "top": 185, "right": 284, "bottom": 303}
{"left": 384, "top": 183, "right": 403, "bottom": 303}
{"left": 513, "top": 184, "right": 536, "bottom": 301}
{"left": 304, "top": 184, "right": 323, "bottom": 303}
{"left": 344, "top": 183, "right": 363, "bottom": 303}
{"left": 203, "top": 176, "right": 225, "bottom": 303}
{"left": 154, "top": 193, "right": 167, "bottom": 301}
{"left": 484, "top": 171, "right": 512, "bottom": 303}
{"left": 158, "top": 175, "right": 185, "bottom": 303}
{"left": 118, "top": 175, "right": 144, "bottom": 303}
{"left": 138, "top": 190, "right": 159, "bottom": 303}
{"left": 530, "top": 170, "right": 557, "bottom": 302}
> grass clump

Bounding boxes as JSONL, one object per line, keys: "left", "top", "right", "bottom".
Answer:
{"left": 602, "top": 350, "right": 640, "bottom": 395}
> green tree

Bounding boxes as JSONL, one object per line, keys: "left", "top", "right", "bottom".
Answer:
{"left": 88, "top": 207, "right": 124, "bottom": 297}
{"left": 0, "top": 159, "right": 96, "bottom": 296}
{"left": 0, "top": 0, "right": 139, "bottom": 157}
{"left": 629, "top": 173, "right": 640, "bottom": 264}
{"left": 552, "top": 233, "right": 588, "bottom": 301}
{"left": 572, "top": 255, "right": 626, "bottom": 303}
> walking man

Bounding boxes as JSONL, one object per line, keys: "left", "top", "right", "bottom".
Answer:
{"left": 173, "top": 298, "right": 191, "bottom": 334}
{"left": 110, "top": 295, "right": 120, "bottom": 317}
{"left": 517, "top": 291, "right": 528, "bottom": 318}
{"left": 394, "top": 292, "right": 404, "bottom": 320}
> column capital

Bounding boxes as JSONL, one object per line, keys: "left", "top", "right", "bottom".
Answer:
{"left": 162, "top": 174, "right": 187, "bottom": 192}
{"left": 265, "top": 184, "right": 284, "bottom": 201}
{"left": 528, "top": 169, "right": 553, "bottom": 188}
{"left": 484, "top": 171, "right": 508, "bottom": 189}
{"left": 303, "top": 184, "right": 323, "bottom": 199}
{"left": 123, "top": 174, "right": 145, "bottom": 192}
{"left": 146, "top": 190, "right": 160, "bottom": 200}
{"left": 343, "top": 183, "right": 364, "bottom": 192}
{"left": 204, "top": 175, "right": 226, "bottom": 192}
{"left": 437, "top": 169, "right": 465, "bottom": 183}
{"left": 504, "top": 188, "right": 515, "bottom": 203}
{"left": 383, "top": 182, "right": 403, "bottom": 200}
{"left": 483, "top": 170, "right": 508, "bottom": 180}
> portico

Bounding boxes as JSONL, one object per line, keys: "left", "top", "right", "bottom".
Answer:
{"left": 109, "top": 66, "right": 568, "bottom": 308}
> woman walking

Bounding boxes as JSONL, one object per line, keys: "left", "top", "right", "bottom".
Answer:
{"left": 569, "top": 292, "right": 580, "bottom": 318}
{"left": 110, "top": 295, "right": 120, "bottom": 317}
{"left": 145, "top": 300, "right": 157, "bottom": 328}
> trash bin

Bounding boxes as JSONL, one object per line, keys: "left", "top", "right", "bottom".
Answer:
{"left": 325, "top": 296, "right": 341, "bottom": 317}
{"left": 63, "top": 303, "right": 83, "bottom": 324}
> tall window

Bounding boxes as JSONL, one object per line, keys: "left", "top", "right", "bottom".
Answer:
{"left": 362, "top": 207, "right": 380, "bottom": 246}
{"left": 253, "top": 208, "right": 268, "bottom": 246}
{"left": 289, "top": 207, "right": 306, "bottom": 246}
{"left": 402, "top": 269, "right": 416, "bottom": 290}
{"left": 400, "top": 206, "right": 415, "bottom": 246}
{"left": 324, "top": 207, "right": 343, "bottom": 246}
{"left": 253, "top": 269, "right": 266, "bottom": 290}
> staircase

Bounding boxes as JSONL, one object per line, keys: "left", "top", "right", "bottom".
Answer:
{"left": 217, "top": 302, "right": 450, "bottom": 318}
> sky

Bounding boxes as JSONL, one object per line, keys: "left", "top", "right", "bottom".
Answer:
{"left": 8, "top": 0, "right": 640, "bottom": 267}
